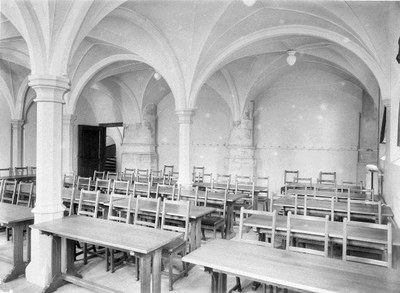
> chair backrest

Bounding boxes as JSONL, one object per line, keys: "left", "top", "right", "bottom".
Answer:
{"left": 133, "top": 181, "right": 151, "bottom": 198}
{"left": 28, "top": 166, "right": 36, "bottom": 175}
{"left": 66, "top": 186, "right": 77, "bottom": 216}
{"left": 124, "top": 168, "right": 136, "bottom": 175}
{"left": 347, "top": 199, "right": 382, "bottom": 224}
{"left": 177, "top": 185, "right": 199, "bottom": 204}
{"left": 1, "top": 179, "right": 17, "bottom": 204}
{"left": 238, "top": 207, "right": 276, "bottom": 247}
{"left": 284, "top": 170, "right": 299, "bottom": 184}
{"left": 294, "top": 177, "right": 313, "bottom": 187}
{"left": 156, "top": 183, "right": 176, "bottom": 200}
{"left": 77, "top": 176, "right": 91, "bottom": 190}
{"left": 215, "top": 174, "right": 231, "bottom": 184}
{"left": 16, "top": 181, "right": 34, "bottom": 207}
{"left": 136, "top": 169, "right": 150, "bottom": 183}
{"left": 170, "top": 172, "right": 179, "bottom": 185}
{"left": 235, "top": 181, "right": 255, "bottom": 207}
{"left": 112, "top": 180, "right": 130, "bottom": 196}
{"left": 107, "top": 192, "right": 130, "bottom": 223}
{"left": 120, "top": 172, "right": 134, "bottom": 185}
{"left": 94, "top": 178, "right": 111, "bottom": 194}
{"left": 106, "top": 171, "right": 119, "bottom": 181}
{"left": 64, "top": 174, "right": 76, "bottom": 188}
{"left": 0, "top": 168, "right": 12, "bottom": 177}
{"left": 77, "top": 189, "right": 100, "bottom": 218}
{"left": 150, "top": 170, "right": 164, "bottom": 185}
{"left": 134, "top": 196, "right": 161, "bottom": 228}
{"left": 161, "top": 199, "right": 190, "bottom": 241}
{"left": 163, "top": 165, "right": 174, "bottom": 177}
{"left": 286, "top": 212, "right": 329, "bottom": 257}
{"left": 314, "top": 183, "right": 337, "bottom": 198}
{"left": 304, "top": 195, "right": 335, "bottom": 221}
{"left": 351, "top": 188, "right": 374, "bottom": 201}
{"left": 14, "top": 166, "right": 28, "bottom": 176}
{"left": 341, "top": 180, "right": 363, "bottom": 192}
{"left": 204, "top": 187, "right": 227, "bottom": 219}
{"left": 342, "top": 218, "right": 392, "bottom": 268}
{"left": 318, "top": 171, "right": 336, "bottom": 185}
{"left": 234, "top": 175, "right": 252, "bottom": 184}
{"left": 93, "top": 170, "right": 105, "bottom": 181}
{"left": 192, "top": 166, "right": 205, "bottom": 182}
{"left": 203, "top": 173, "right": 213, "bottom": 184}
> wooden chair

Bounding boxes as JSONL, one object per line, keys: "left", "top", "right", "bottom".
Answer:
{"left": 94, "top": 178, "right": 111, "bottom": 194}
{"left": 106, "top": 192, "right": 133, "bottom": 273}
{"left": 124, "top": 168, "right": 136, "bottom": 176}
{"left": 342, "top": 218, "right": 392, "bottom": 268}
{"left": 120, "top": 172, "right": 134, "bottom": 185}
{"left": 106, "top": 171, "right": 119, "bottom": 181}
{"left": 294, "top": 177, "right": 313, "bottom": 188}
{"left": 253, "top": 176, "right": 270, "bottom": 211}
{"left": 192, "top": 166, "right": 205, "bottom": 183}
{"left": 133, "top": 181, "right": 151, "bottom": 198}
{"left": 163, "top": 165, "right": 174, "bottom": 177}
{"left": 203, "top": 172, "right": 213, "bottom": 184}
{"left": 150, "top": 170, "right": 164, "bottom": 185}
{"left": 170, "top": 172, "right": 179, "bottom": 185}
{"left": 93, "top": 170, "right": 105, "bottom": 181}
{"left": 340, "top": 180, "right": 363, "bottom": 193}
{"left": 77, "top": 189, "right": 102, "bottom": 264}
{"left": 111, "top": 180, "right": 130, "bottom": 196}
{"left": 286, "top": 211, "right": 329, "bottom": 257}
{"left": 63, "top": 174, "right": 76, "bottom": 189}
{"left": 16, "top": 182, "right": 34, "bottom": 207}
{"left": 1, "top": 180, "right": 17, "bottom": 204}
{"left": 136, "top": 169, "right": 149, "bottom": 183}
{"left": 232, "top": 182, "right": 255, "bottom": 224}
{"left": 314, "top": 182, "right": 337, "bottom": 199}
{"left": 28, "top": 166, "right": 36, "bottom": 175}
{"left": 0, "top": 168, "right": 12, "bottom": 176}
{"left": 64, "top": 186, "right": 78, "bottom": 216}
{"left": 161, "top": 199, "right": 190, "bottom": 291}
{"left": 347, "top": 199, "right": 382, "bottom": 224}
{"left": 156, "top": 183, "right": 176, "bottom": 200}
{"left": 304, "top": 195, "right": 335, "bottom": 221}
{"left": 76, "top": 176, "right": 91, "bottom": 190}
{"left": 201, "top": 188, "right": 227, "bottom": 240}
{"left": 284, "top": 170, "right": 299, "bottom": 184}
{"left": 318, "top": 171, "right": 336, "bottom": 185}
{"left": 177, "top": 185, "right": 199, "bottom": 205}
{"left": 14, "top": 166, "right": 28, "bottom": 176}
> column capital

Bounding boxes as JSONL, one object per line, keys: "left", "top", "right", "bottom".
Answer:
{"left": 175, "top": 108, "right": 195, "bottom": 124}
{"left": 29, "top": 74, "right": 70, "bottom": 104}
{"left": 63, "top": 114, "right": 77, "bottom": 123}
{"left": 11, "top": 119, "right": 25, "bottom": 128}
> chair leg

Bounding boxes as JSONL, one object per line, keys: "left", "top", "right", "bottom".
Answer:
{"left": 169, "top": 253, "right": 173, "bottom": 291}
{"left": 111, "top": 249, "right": 115, "bottom": 273}
{"left": 83, "top": 243, "right": 88, "bottom": 265}
{"left": 135, "top": 256, "right": 140, "bottom": 281}
{"left": 201, "top": 228, "right": 206, "bottom": 240}
{"left": 106, "top": 248, "right": 110, "bottom": 271}
{"left": 213, "top": 228, "right": 216, "bottom": 239}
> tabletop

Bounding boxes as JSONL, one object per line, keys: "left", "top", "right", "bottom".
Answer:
{"left": 273, "top": 197, "right": 393, "bottom": 217}
{"left": 193, "top": 182, "right": 268, "bottom": 193}
{"left": 0, "top": 203, "right": 34, "bottom": 226}
{"left": 0, "top": 174, "right": 36, "bottom": 181}
{"left": 285, "top": 188, "right": 371, "bottom": 200}
{"left": 31, "top": 215, "right": 181, "bottom": 254}
{"left": 182, "top": 239, "right": 400, "bottom": 293}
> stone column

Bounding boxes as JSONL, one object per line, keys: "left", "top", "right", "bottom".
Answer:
{"left": 121, "top": 104, "right": 158, "bottom": 171}
{"left": 63, "top": 114, "right": 77, "bottom": 175}
{"left": 11, "top": 119, "right": 24, "bottom": 168}
{"left": 227, "top": 102, "right": 256, "bottom": 177}
{"left": 25, "top": 75, "right": 69, "bottom": 287}
{"left": 176, "top": 109, "right": 195, "bottom": 186}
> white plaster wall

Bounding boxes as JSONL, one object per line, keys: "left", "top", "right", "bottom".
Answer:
{"left": 255, "top": 82, "right": 362, "bottom": 194}
{"left": 191, "top": 95, "right": 231, "bottom": 176}
{"left": 0, "top": 101, "right": 11, "bottom": 168}
{"left": 24, "top": 102, "right": 37, "bottom": 167}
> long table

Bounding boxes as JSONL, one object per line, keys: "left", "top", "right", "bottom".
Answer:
{"left": 182, "top": 239, "right": 400, "bottom": 293}
{"left": 285, "top": 187, "right": 373, "bottom": 201}
{"left": 108, "top": 197, "right": 216, "bottom": 251}
{"left": 273, "top": 197, "right": 393, "bottom": 220}
{"left": 0, "top": 174, "right": 36, "bottom": 182}
{"left": 31, "top": 215, "right": 181, "bottom": 293}
{"left": 0, "top": 203, "right": 33, "bottom": 282}
{"left": 244, "top": 214, "right": 400, "bottom": 247}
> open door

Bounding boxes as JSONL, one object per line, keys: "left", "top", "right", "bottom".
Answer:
{"left": 78, "top": 125, "right": 106, "bottom": 177}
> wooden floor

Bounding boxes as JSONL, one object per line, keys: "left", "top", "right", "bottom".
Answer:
{"left": 0, "top": 228, "right": 267, "bottom": 293}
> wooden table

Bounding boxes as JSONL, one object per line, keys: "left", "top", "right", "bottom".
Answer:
{"left": 182, "top": 239, "right": 400, "bottom": 293}
{"left": 31, "top": 215, "right": 181, "bottom": 293}
{"left": 0, "top": 203, "right": 33, "bottom": 282}
{"left": 285, "top": 188, "right": 372, "bottom": 201}
{"left": 108, "top": 198, "right": 216, "bottom": 251}
{"left": 193, "top": 182, "right": 268, "bottom": 194}
{"left": 244, "top": 214, "right": 400, "bottom": 247}
{"left": 273, "top": 197, "right": 394, "bottom": 220}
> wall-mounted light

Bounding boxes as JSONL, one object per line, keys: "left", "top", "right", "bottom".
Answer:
{"left": 286, "top": 49, "right": 297, "bottom": 66}
{"left": 154, "top": 72, "right": 161, "bottom": 80}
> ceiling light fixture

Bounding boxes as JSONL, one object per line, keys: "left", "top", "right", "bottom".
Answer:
{"left": 286, "top": 49, "right": 297, "bottom": 66}
{"left": 242, "top": 0, "right": 257, "bottom": 7}
{"left": 153, "top": 72, "right": 161, "bottom": 80}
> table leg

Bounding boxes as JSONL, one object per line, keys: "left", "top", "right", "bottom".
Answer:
{"left": 1, "top": 225, "right": 26, "bottom": 282}
{"left": 151, "top": 249, "right": 162, "bottom": 293}
{"left": 211, "top": 270, "right": 227, "bottom": 293}
{"left": 195, "top": 218, "right": 202, "bottom": 250}
{"left": 27, "top": 224, "right": 31, "bottom": 262}
{"left": 225, "top": 204, "right": 235, "bottom": 239}
{"left": 43, "top": 235, "right": 68, "bottom": 293}
{"left": 140, "top": 254, "right": 152, "bottom": 293}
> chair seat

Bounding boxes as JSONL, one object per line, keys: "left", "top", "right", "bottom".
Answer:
{"left": 202, "top": 216, "right": 224, "bottom": 227}
{"left": 162, "top": 237, "right": 186, "bottom": 254}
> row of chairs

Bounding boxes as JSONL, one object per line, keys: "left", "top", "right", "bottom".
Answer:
{"left": 0, "top": 166, "right": 36, "bottom": 177}
{"left": 73, "top": 189, "right": 190, "bottom": 291}
{"left": 0, "top": 179, "right": 35, "bottom": 207}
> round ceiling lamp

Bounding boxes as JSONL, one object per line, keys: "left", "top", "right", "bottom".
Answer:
{"left": 286, "top": 50, "right": 297, "bottom": 66}
{"left": 242, "top": 0, "right": 257, "bottom": 7}
{"left": 153, "top": 72, "right": 161, "bottom": 80}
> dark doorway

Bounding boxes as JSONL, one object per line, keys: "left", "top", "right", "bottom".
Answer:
{"left": 104, "top": 140, "right": 116, "bottom": 172}
{"left": 78, "top": 125, "right": 106, "bottom": 177}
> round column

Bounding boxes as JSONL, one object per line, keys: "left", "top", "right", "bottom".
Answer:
{"left": 176, "top": 109, "right": 195, "bottom": 186}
